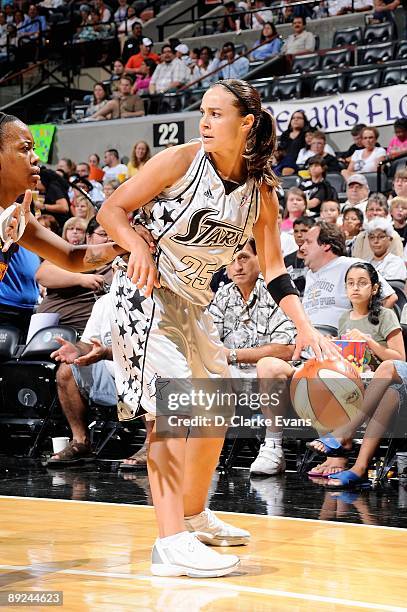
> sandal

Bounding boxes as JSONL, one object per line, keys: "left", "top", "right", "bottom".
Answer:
{"left": 46, "top": 440, "right": 95, "bottom": 467}
{"left": 327, "top": 470, "right": 371, "bottom": 489}
{"left": 306, "top": 435, "right": 353, "bottom": 457}
{"left": 119, "top": 444, "right": 148, "bottom": 471}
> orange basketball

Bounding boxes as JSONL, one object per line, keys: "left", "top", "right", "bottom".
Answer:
{"left": 290, "top": 358, "right": 365, "bottom": 434}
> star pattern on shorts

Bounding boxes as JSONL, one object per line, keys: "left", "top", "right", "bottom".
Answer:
{"left": 128, "top": 291, "right": 146, "bottom": 314}
{"left": 160, "top": 206, "right": 174, "bottom": 225}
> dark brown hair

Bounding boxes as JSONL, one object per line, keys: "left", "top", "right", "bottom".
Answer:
{"left": 315, "top": 220, "right": 346, "bottom": 256}
{"left": 0, "top": 112, "right": 19, "bottom": 149}
{"left": 212, "top": 79, "right": 279, "bottom": 188}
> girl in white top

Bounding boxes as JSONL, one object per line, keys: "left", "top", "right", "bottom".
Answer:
{"left": 343, "top": 127, "right": 386, "bottom": 179}
{"left": 97, "top": 79, "right": 336, "bottom": 579}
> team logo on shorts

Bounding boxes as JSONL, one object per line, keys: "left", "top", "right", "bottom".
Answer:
{"left": 171, "top": 209, "right": 243, "bottom": 248}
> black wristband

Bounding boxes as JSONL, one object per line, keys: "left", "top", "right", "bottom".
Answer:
{"left": 267, "top": 273, "right": 300, "bottom": 305}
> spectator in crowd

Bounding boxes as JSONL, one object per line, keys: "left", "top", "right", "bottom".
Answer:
{"left": 121, "top": 22, "right": 143, "bottom": 63}
{"left": 37, "top": 214, "right": 60, "bottom": 234}
{"left": 190, "top": 46, "right": 220, "bottom": 88}
{"left": 387, "top": 118, "right": 407, "bottom": 159}
{"left": 74, "top": 8, "right": 113, "bottom": 43}
{"left": 93, "top": 0, "right": 111, "bottom": 23}
{"left": 103, "top": 179, "right": 120, "bottom": 198}
{"left": 281, "top": 16, "right": 315, "bottom": 54}
{"left": 298, "top": 155, "right": 338, "bottom": 216}
{"left": 342, "top": 206, "right": 364, "bottom": 254}
{"left": 114, "top": 0, "right": 129, "bottom": 23}
{"left": 320, "top": 200, "right": 340, "bottom": 225}
{"left": 281, "top": 187, "right": 307, "bottom": 232}
{"left": 250, "top": 22, "right": 282, "bottom": 61}
{"left": 118, "top": 6, "right": 142, "bottom": 36}
{"left": 19, "top": 4, "right": 47, "bottom": 38}
{"left": 367, "top": 217, "right": 407, "bottom": 281}
{"left": 131, "top": 57, "right": 156, "bottom": 94}
{"left": 338, "top": 124, "right": 366, "bottom": 165}
{"left": 390, "top": 196, "right": 407, "bottom": 246}
{"left": 88, "top": 153, "right": 104, "bottom": 182}
{"left": 36, "top": 167, "right": 70, "bottom": 229}
{"left": 127, "top": 140, "right": 151, "bottom": 177}
{"left": 102, "top": 149, "right": 128, "bottom": 183}
{"left": 277, "top": 205, "right": 298, "bottom": 255}
{"left": 175, "top": 43, "right": 190, "bottom": 65}
{"left": 70, "top": 194, "right": 96, "bottom": 223}
{"left": 372, "top": 0, "right": 400, "bottom": 24}
{"left": 391, "top": 167, "right": 407, "bottom": 200}
{"left": 47, "top": 291, "right": 154, "bottom": 468}
{"left": 354, "top": 0, "right": 374, "bottom": 12}
{"left": 301, "top": 221, "right": 396, "bottom": 329}
{"left": 106, "top": 59, "right": 125, "bottom": 96}
{"left": 208, "top": 237, "right": 296, "bottom": 476}
{"left": 342, "top": 127, "right": 386, "bottom": 179}
{"left": 296, "top": 127, "right": 316, "bottom": 168}
{"left": 353, "top": 193, "right": 404, "bottom": 259}
{"left": 279, "top": 110, "right": 309, "bottom": 161}
{"left": 284, "top": 215, "right": 315, "bottom": 294}
{"left": 125, "top": 37, "right": 159, "bottom": 75}
{"left": 13, "top": 9, "right": 28, "bottom": 31}
{"left": 0, "top": 246, "right": 40, "bottom": 343}
{"left": 221, "top": 1, "right": 246, "bottom": 32}
{"left": 218, "top": 41, "right": 250, "bottom": 79}
{"left": 148, "top": 44, "right": 189, "bottom": 94}
{"left": 308, "top": 131, "right": 341, "bottom": 173}
{"left": 36, "top": 217, "right": 113, "bottom": 334}
{"left": 83, "top": 82, "right": 109, "bottom": 118}
{"left": 56, "top": 158, "right": 76, "bottom": 178}
{"left": 342, "top": 174, "right": 370, "bottom": 215}
{"left": 248, "top": 0, "right": 275, "bottom": 29}
{"left": 72, "top": 171, "right": 105, "bottom": 209}
{"left": 272, "top": 142, "right": 297, "bottom": 176}
{"left": 89, "top": 75, "right": 145, "bottom": 120}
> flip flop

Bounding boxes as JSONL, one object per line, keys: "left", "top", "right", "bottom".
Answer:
{"left": 327, "top": 470, "right": 371, "bottom": 489}
{"left": 306, "top": 434, "right": 353, "bottom": 457}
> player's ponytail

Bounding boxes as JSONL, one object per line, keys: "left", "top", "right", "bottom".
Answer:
{"left": 212, "top": 80, "right": 279, "bottom": 189}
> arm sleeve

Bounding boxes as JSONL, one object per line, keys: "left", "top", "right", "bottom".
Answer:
{"left": 379, "top": 307, "right": 401, "bottom": 339}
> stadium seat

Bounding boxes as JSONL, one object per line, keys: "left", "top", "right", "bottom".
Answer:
{"left": 333, "top": 26, "right": 363, "bottom": 47}
{"left": 358, "top": 42, "right": 394, "bottom": 65}
{"left": 320, "top": 48, "right": 352, "bottom": 70}
{"left": 269, "top": 77, "right": 302, "bottom": 100}
{"left": 382, "top": 65, "right": 407, "bottom": 86}
{"left": 281, "top": 175, "right": 299, "bottom": 189}
{"left": 249, "top": 79, "right": 272, "bottom": 99}
{"left": 313, "top": 73, "right": 345, "bottom": 96}
{"left": 291, "top": 53, "right": 320, "bottom": 74}
{"left": 389, "top": 281, "right": 407, "bottom": 320}
{"left": 397, "top": 40, "right": 407, "bottom": 60}
{"left": 363, "top": 172, "right": 380, "bottom": 192}
{"left": 326, "top": 173, "right": 346, "bottom": 195}
{"left": 363, "top": 22, "right": 394, "bottom": 45}
{"left": 346, "top": 68, "right": 381, "bottom": 92}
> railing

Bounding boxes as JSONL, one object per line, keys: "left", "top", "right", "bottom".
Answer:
{"left": 158, "top": 0, "right": 324, "bottom": 41}
{"left": 158, "top": 2, "right": 201, "bottom": 41}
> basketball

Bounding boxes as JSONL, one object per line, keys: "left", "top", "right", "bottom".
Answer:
{"left": 290, "top": 358, "right": 365, "bottom": 434}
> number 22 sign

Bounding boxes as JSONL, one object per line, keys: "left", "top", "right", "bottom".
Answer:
{"left": 153, "top": 121, "right": 185, "bottom": 147}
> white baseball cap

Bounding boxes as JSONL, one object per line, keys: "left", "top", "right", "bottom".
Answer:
{"left": 142, "top": 37, "right": 153, "bottom": 47}
{"left": 347, "top": 174, "right": 368, "bottom": 187}
{"left": 175, "top": 43, "right": 189, "bottom": 55}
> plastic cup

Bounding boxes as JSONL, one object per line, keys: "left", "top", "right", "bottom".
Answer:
{"left": 52, "top": 437, "right": 70, "bottom": 454}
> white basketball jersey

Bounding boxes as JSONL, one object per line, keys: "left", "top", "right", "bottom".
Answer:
{"left": 144, "top": 144, "right": 260, "bottom": 307}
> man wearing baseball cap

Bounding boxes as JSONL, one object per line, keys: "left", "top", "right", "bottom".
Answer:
{"left": 342, "top": 174, "right": 370, "bottom": 215}
{"left": 175, "top": 43, "right": 190, "bottom": 65}
{"left": 125, "top": 37, "right": 160, "bottom": 74}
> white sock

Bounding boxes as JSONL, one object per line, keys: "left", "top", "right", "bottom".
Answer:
{"left": 159, "top": 531, "right": 189, "bottom": 545}
{"left": 265, "top": 430, "right": 283, "bottom": 445}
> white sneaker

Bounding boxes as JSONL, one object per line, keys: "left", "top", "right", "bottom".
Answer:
{"left": 184, "top": 508, "right": 250, "bottom": 546}
{"left": 250, "top": 440, "right": 286, "bottom": 476}
{"left": 151, "top": 531, "right": 240, "bottom": 577}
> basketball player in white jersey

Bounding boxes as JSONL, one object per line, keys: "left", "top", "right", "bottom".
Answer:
{"left": 98, "top": 79, "right": 336, "bottom": 578}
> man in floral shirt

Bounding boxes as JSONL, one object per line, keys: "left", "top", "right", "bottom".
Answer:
{"left": 208, "top": 237, "right": 296, "bottom": 476}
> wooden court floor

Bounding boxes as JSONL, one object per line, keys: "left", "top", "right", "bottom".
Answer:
{"left": 0, "top": 496, "right": 405, "bottom": 612}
